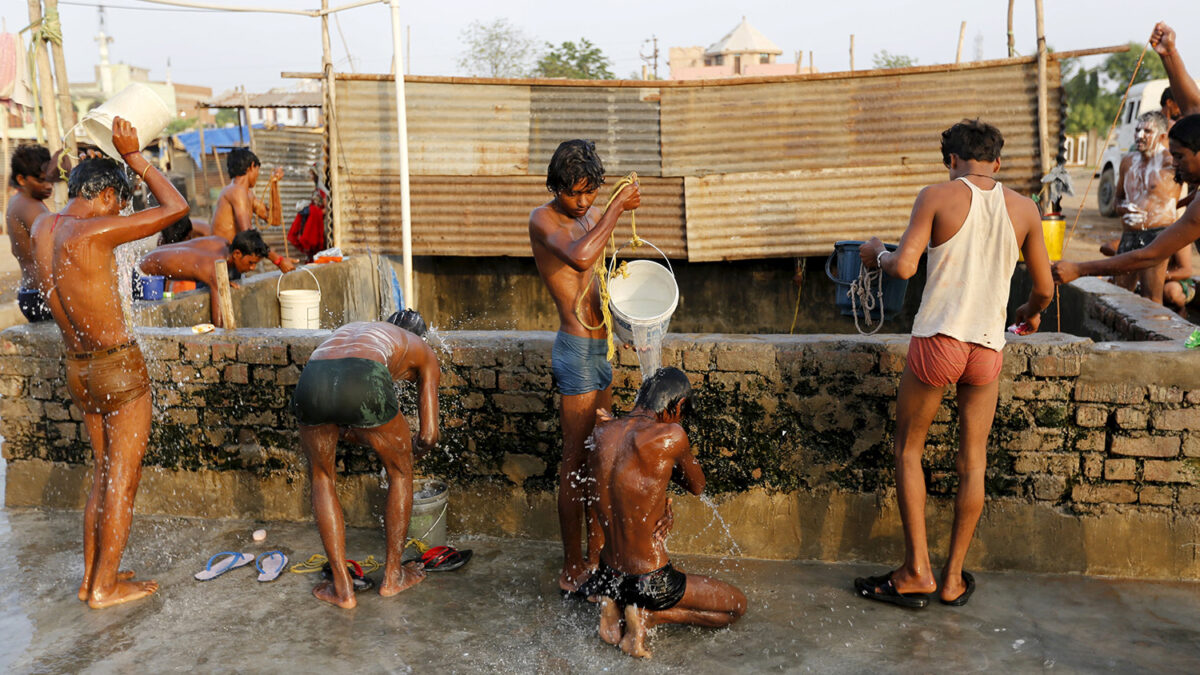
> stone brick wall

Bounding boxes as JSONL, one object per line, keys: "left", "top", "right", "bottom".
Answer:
{"left": 3, "top": 324, "right": 1198, "bottom": 518}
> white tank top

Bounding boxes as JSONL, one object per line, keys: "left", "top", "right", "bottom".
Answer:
{"left": 911, "top": 177, "right": 1019, "bottom": 351}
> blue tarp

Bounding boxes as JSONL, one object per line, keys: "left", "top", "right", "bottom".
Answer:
{"left": 174, "top": 124, "right": 265, "bottom": 165}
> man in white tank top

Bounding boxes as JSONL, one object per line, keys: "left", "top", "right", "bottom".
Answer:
{"left": 854, "top": 120, "right": 1055, "bottom": 608}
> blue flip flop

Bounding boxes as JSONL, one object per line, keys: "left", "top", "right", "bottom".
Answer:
{"left": 194, "top": 551, "right": 254, "bottom": 581}
{"left": 255, "top": 551, "right": 288, "bottom": 582}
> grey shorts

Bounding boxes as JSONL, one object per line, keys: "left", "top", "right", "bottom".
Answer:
{"left": 551, "top": 331, "right": 612, "bottom": 396}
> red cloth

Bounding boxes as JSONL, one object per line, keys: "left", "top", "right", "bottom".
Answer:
{"left": 907, "top": 334, "right": 1002, "bottom": 388}
{"left": 287, "top": 203, "right": 325, "bottom": 260}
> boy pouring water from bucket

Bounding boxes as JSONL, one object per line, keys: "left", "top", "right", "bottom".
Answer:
{"left": 529, "top": 139, "right": 641, "bottom": 594}
{"left": 854, "top": 120, "right": 1053, "bottom": 608}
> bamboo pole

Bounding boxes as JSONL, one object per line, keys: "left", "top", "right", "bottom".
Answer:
{"left": 26, "top": 0, "right": 61, "bottom": 155}
{"left": 43, "top": 0, "right": 77, "bottom": 148}
{"left": 213, "top": 259, "right": 236, "bottom": 329}
{"left": 242, "top": 90, "right": 255, "bottom": 151}
{"left": 956, "top": 21, "right": 967, "bottom": 64}
{"left": 322, "top": 0, "right": 342, "bottom": 251}
{"left": 197, "top": 122, "right": 211, "bottom": 214}
{"left": 1007, "top": 0, "right": 1016, "bottom": 58}
{"left": 1035, "top": 0, "right": 1051, "bottom": 180}
{"left": 849, "top": 34, "right": 855, "bottom": 72}
{"left": 389, "top": 0, "right": 413, "bottom": 309}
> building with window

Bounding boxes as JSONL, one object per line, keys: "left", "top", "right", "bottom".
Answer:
{"left": 668, "top": 17, "right": 813, "bottom": 80}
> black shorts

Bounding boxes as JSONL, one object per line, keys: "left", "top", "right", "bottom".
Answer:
{"left": 579, "top": 561, "right": 688, "bottom": 611}
{"left": 291, "top": 357, "right": 399, "bottom": 428}
{"left": 18, "top": 287, "right": 52, "bottom": 323}
{"left": 1117, "top": 227, "right": 1166, "bottom": 254}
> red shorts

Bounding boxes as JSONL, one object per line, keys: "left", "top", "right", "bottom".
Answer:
{"left": 907, "top": 334, "right": 1002, "bottom": 387}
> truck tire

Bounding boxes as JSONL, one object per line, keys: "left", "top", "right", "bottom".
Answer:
{"left": 1097, "top": 165, "right": 1117, "bottom": 217}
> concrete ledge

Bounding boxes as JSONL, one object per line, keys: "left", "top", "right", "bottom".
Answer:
{"left": 8, "top": 458, "right": 1197, "bottom": 580}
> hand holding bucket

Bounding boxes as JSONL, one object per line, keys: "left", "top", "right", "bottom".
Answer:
{"left": 73, "top": 83, "right": 174, "bottom": 161}
{"left": 605, "top": 239, "right": 679, "bottom": 346}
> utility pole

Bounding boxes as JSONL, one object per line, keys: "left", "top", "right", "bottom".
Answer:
{"left": 640, "top": 35, "right": 659, "bottom": 80}
{"left": 1035, "top": 0, "right": 1051, "bottom": 191}
{"left": 27, "top": 0, "right": 62, "bottom": 153}
{"left": 321, "top": 0, "right": 341, "bottom": 250}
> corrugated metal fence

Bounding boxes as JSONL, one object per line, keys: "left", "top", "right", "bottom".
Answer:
{"left": 315, "top": 58, "right": 1061, "bottom": 260}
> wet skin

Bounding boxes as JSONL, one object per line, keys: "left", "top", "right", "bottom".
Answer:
{"left": 297, "top": 322, "right": 439, "bottom": 609}
{"left": 529, "top": 178, "right": 641, "bottom": 592}
{"left": 859, "top": 157, "right": 1054, "bottom": 603}
{"left": 211, "top": 164, "right": 296, "bottom": 271}
{"left": 587, "top": 405, "right": 746, "bottom": 658}
{"left": 138, "top": 236, "right": 260, "bottom": 327}
{"left": 6, "top": 162, "right": 54, "bottom": 290}
{"left": 1055, "top": 140, "right": 1200, "bottom": 286}
{"left": 29, "top": 117, "right": 189, "bottom": 608}
{"left": 1112, "top": 123, "right": 1177, "bottom": 302}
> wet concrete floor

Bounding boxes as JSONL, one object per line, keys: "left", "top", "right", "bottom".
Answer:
{"left": 0, "top": 465, "right": 1197, "bottom": 674}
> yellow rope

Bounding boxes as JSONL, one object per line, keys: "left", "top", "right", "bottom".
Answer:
{"left": 573, "top": 172, "right": 640, "bottom": 361}
{"left": 789, "top": 261, "right": 805, "bottom": 334}
{"left": 288, "top": 553, "right": 383, "bottom": 574}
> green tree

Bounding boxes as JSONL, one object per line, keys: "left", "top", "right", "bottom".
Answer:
{"left": 872, "top": 50, "right": 917, "bottom": 69}
{"left": 166, "top": 117, "right": 198, "bottom": 135}
{"left": 215, "top": 108, "right": 239, "bottom": 126}
{"left": 534, "top": 38, "right": 614, "bottom": 79}
{"left": 1102, "top": 42, "right": 1166, "bottom": 88}
{"left": 1062, "top": 58, "right": 1118, "bottom": 135}
{"left": 458, "top": 18, "right": 536, "bottom": 78}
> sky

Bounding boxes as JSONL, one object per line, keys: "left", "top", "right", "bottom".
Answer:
{"left": 3, "top": 1, "right": 1200, "bottom": 96}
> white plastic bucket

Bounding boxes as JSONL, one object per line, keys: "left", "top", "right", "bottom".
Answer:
{"left": 409, "top": 479, "right": 448, "bottom": 549}
{"left": 76, "top": 83, "right": 174, "bottom": 160}
{"left": 277, "top": 267, "right": 321, "bottom": 329}
{"left": 607, "top": 240, "right": 679, "bottom": 346}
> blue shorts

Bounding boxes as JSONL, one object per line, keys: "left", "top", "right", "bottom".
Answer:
{"left": 551, "top": 331, "right": 612, "bottom": 396}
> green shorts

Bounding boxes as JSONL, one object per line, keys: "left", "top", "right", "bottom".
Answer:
{"left": 291, "top": 357, "right": 399, "bottom": 428}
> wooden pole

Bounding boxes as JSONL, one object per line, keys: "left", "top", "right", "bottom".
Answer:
{"left": 956, "top": 21, "right": 967, "bottom": 64}
{"left": 1035, "top": 0, "right": 1051, "bottom": 180}
{"left": 42, "top": 0, "right": 77, "bottom": 147}
{"left": 27, "top": 0, "right": 62, "bottom": 155}
{"left": 322, "top": 0, "right": 342, "bottom": 251}
{"left": 849, "top": 34, "right": 855, "bottom": 71}
{"left": 389, "top": 0, "right": 414, "bottom": 308}
{"left": 809, "top": 51, "right": 814, "bottom": 72}
{"left": 213, "top": 259, "right": 236, "bottom": 329}
{"left": 214, "top": 146, "right": 226, "bottom": 186}
{"left": 1, "top": 112, "right": 9, "bottom": 225}
{"left": 1007, "top": 0, "right": 1016, "bottom": 58}
{"left": 197, "top": 123, "right": 211, "bottom": 214}
{"left": 241, "top": 90, "right": 255, "bottom": 152}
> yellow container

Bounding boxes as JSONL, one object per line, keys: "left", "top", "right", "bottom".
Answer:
{"left": 1019, "top": 215, "right": 1066, "bottom": 262}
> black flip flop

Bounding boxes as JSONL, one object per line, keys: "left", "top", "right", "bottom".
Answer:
{"left": 854, "top": 572, "right": 930, "bottom": 609}
{"left": 420, "top": 546, "right": 473, "bottom": 572}
{"left": 321, "top": 560, "right": 376, "bottom": 592}
{"left": 940, "top": 571, "right": 976, "bottom": 607}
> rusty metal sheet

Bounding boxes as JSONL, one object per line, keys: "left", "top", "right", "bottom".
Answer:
{"left": 250, "top": 128, "right": 324, "bottom": 253}
{"left": 529, "top": 86, "right": 662, "bottom": 177}
{"left": 661, "top": 60, "right": 1062, "bottom": 196}
{"left": 334, "top": 79, "right": 530, "bottom": 177}
{"left": 684, "top": 165, "right": 947, "bottom": 261}
{"left": 339, "top": 175, "right": 685, "bottom": 258}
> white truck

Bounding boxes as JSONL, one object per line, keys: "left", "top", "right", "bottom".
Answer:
{"left": 1095, "top": 78, "right": 1170, "bottom": 216}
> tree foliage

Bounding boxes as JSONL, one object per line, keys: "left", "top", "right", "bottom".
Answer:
{"left": 1063, "top": 44, "right": 1166, "bottom": 135}
{"left": 458, "top": 18, "right": 536, "bottom": 78}
{"left": 872, "top": 50, "right": 917, "bottom": 69}
{"left": 534, "top": 38, "right": 614, "bottom": 79}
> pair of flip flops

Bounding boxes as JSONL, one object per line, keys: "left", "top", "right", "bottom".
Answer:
{"left": 419, "top": 545, "right": 472, "bottom": 572}
{"left": 195, "top": 551, "right": 289, "bottom": 582}
{"left": 320, "top": 559, "right": 376, "bottom": 593}
{"left": 853, "top": 570, "right": 976, "bottom": 608}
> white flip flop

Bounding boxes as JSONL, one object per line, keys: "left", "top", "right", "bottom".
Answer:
{"left": 194, "top": 551, "right": 254, "bottom": 581}
{"left": 255, "top": 551, "right": 288, "bottom": 582}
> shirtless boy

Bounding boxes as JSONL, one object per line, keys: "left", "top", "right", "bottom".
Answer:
{"left": 582, "top": 368, "right": 746, "bottom": 658}
{"left": 210, "top": 148, "right": 296, "bottom": 272}
{"left": 137, "top": 230, "right": 269, "bottom": 327}
{"left": 528, "top": 139, "right": 641, "bottom": 593}
{"left": 291, "top": 310, "right": 439, "bottom": 609}
{"left": 856, "top": 119, "right": 1053, "bottom": 608}
{"left": 1111, "top": 111, "right": 1178, "bottom": 302}
{"left": 6, "top": 144, "right": 54, "bottom": 322}
{"left": 30, "top": 118, "right": 189, "bottom": 608}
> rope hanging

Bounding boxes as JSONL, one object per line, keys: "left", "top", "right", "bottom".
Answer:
{"left": 573, "top": 172, "right": 640, "bottom": 361}
{"left": 848, "top": 263, "right": 886, "bottom": 335}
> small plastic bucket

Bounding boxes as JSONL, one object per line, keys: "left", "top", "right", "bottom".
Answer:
{"left": 409, "top": 479, "right": 448, "bottom": 549}
{"left": 134, "top": 274, "right": 164, "bottom": 301}
{"left": 606, "top": 240, "right": 679, "bottom": 346}
{"left": 825, "top": 240, "right": 908, "bottom": 320}
{"left": 277, "top": 267, "right": 321, "bottom": 329}
{"left": 76, "top": 83, "right": 174, "bottom": 161}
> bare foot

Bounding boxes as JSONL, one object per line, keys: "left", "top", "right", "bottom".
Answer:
{"left": 312, "top": 580, "right": 357, "bottom": 609}
{"left": 559, "top": 562, "right": 595, "bottom": 594}
{"left": 598, "top": 597, "right": 623, "bottom": 645}
{"left": 379, "top": 562, "right": 425, "bottom": 597}
{"left": 79, "top": 570, "right": 136, "bottom": 602}
{"left": 87, "top": 578, "right": 159, "bottom": 609}
{"left": 619, "top": 605, "right": 652, "bottom": 658}
{"left": 885, "top": 567, "right": 937, "bottom": 596}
